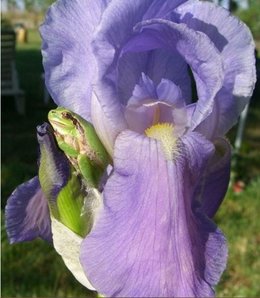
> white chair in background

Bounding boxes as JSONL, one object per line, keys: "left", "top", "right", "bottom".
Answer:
{"left": 1, "top": 29, "right": 25, "bottom": 115}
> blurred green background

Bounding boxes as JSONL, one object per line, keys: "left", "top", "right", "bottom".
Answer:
{"left": 1, "top": 0, "right": 260, "bottom": 297}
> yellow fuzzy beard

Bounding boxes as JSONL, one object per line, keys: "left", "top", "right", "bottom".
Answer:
{"left": 145, "top": 123, "right": 179, "bottom": 160}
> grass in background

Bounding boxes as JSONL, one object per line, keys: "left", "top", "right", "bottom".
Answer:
{"left": 1, "top": 215, "right": 96, "bottom": 298}
{"left": 216, "top": 178, "right": 260, "bottom": 297}
{"left": 2, "top": 178, "right": 260, "bottom": 297}
{"left": 2, "top": 29, "right": 260, "bottom": 297}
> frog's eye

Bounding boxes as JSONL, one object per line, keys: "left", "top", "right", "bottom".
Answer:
{"left": 61, "top": 112, "right": 71, "bottom": 119}
{"left": 62, "top": 112, "right": 78, "bottom": 125}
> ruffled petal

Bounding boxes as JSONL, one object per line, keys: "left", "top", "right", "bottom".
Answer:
{"left": 125, "top": 74, "right": 188, "bottom": 134}
{"left": 40, "top": 0, "right": 109, "bottom": 121}
{"left": 175, "top": 0, "right": 256, "bottom": 137}
{"left": 91, "top": 91, "right": 127, "bottom": 156}
{"left": 128, "top": 73, "right": 158, "bottom": 104}
{"left": 117, "top": 48, "right": 192, "bottom": 105}
{"left": 157, "top": 78, "right": 188, "bottom": 133}
{"left": 90, "top": 0, "right": 191, "bottom": 150}
{"left": 128, "top": 74, "right": 184, "bottom": 107}
{"left": 93, "top": 0, "right": 189, "bottom": 79}
{"left": 80, "top": 131, "right": 227, "bottom": 297}
{"left": 196, "top": 137, "right": 231, "bottom": 218}
{"left": 134, "top": 19, "right": 224, "bottom": 131}
{"left": 5, "top": 176, "right": 52, "bottom": 244}
{"left": 124, "top": 74, "right": 159, "bottom": 133}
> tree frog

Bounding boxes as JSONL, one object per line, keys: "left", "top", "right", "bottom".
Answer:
{"left": 48, "top": 107, "right": 111, "bottom": 189}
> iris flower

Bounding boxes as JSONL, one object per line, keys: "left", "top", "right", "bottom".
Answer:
{"left": 5, "top": 0, "right": 256, "bottom": 297}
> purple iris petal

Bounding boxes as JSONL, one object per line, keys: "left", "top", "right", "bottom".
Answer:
{"left": 92, "top": 0, "right": 189, "bottom": 80}
{"left": 90, "top": 3, "right": 224, "bottom": 142}
{"left": 39, "top": 0, "right": 109, "bottom": 121}
{"left": 125, "top": 74, "right": 187, "bottom": 134}
{"left": 175, "top": 1, "right": 256, "bottom": 138}
{"left": 40, "top": 0, "right": 255, "bottom": 148}
{"left": 128, "top": 73, "right": 158, "bottom": 103}
{"left": 90, "top": 0, "right": 192, "bottom": 150}
{"left": 157, "top": 78, "right": 188, "bottom": 132}
{"left": 118, "top": 48, "right": 192, "bottom": 104}
{"left": 91, "top": 16, "right": 225, "bottom": 149}
{"left": 80, "top": 131, "right": 227, "bottom": 297}
{"left": 197, "top": 138, "right": 232, "bottom": 218}
{"left": 134, "top": 19, "right": 224, "bottom": 130}
{"left": 91, "top": 92, "right": 127, "bottom": 156}
{"left": 124, "top": 74, "right": 159, "bottom": 133}
{"left": 5, "top": 176, "right": 52, "bottom": 244}
{"left": 129, "top": 74, "right": 184, "bottom": 108}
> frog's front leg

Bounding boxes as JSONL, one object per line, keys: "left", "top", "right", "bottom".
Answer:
{"left": 54, "top": 135, "right": 78, "bottom": 158}
{"left": 77, "top": 154, "right": 103, "bottom": 189}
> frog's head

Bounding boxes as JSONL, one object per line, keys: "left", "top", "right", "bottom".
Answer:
{"left": 48, "top": 107, "right": 83, "bottom": 157}
{"left": 48, "top": 107, "right": 111, "bottom": 167}
{"left": 48, "top": 107, "right": 78, "bottom": 136}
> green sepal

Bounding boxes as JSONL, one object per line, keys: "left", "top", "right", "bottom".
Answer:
{"left": 57, "top": 172, "right": 89, "bottom": 237}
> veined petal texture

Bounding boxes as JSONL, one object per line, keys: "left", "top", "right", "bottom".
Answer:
{"left": 175, "top": 1, "right": 256, "bottom": 138}
{"left": 5, "top": 176, "right": 52, "bottom": 244}
{"left": 40, "top": 0, "right": 256, "bottom": 148}
{"left": 40, "top": 0, "right": 109, "bottom": 121}
{"left": 80, "top": 131, "right": 227, "bottom": 297}
{"left": 35, "top": 0, "right": 257, "bottom": 295}
{"left": 133, "top": 19, "right": 224, "bottom": 130}
{"left": 196, "top": 137, "right": 232, "bottom": 218}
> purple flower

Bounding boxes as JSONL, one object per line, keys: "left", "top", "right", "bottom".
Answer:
{"left": 6, "top": 0, "right": 256, "bottom": 297}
